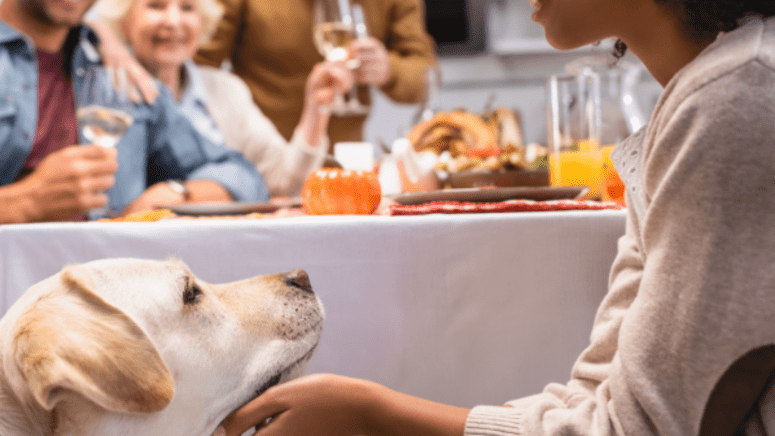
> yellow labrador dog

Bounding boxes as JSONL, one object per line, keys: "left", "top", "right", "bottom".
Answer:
{"left": 0, "top": 258, "right": 324, "bottom": 436}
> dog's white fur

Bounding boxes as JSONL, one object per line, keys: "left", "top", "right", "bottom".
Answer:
{"left": 0, "top": 258, "right": 324, "bottom": 436}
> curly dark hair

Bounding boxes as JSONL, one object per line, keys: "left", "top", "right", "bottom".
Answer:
{"left": 613, "top": 0, "right": 775, "bottom": 58}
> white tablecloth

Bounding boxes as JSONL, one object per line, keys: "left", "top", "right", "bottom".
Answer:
{"left": 0, "top": 210, "right": 626, "bottom": 408}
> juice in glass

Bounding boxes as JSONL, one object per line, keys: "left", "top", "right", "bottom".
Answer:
{"left": 600, "top": 144, "right": 625, "bottom": 205}
{"left": 549, "top": 139, "right": 603, "bottom": 200}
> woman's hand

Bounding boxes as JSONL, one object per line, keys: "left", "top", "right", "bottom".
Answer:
{"left": 121, "top": 181, "right": 188, "bottom": 216}
{"left": 122, "top": 180, "right": 232, "bottom": 216}
{"left": 298, "top": 61, "right": 353, "bottom": 147}
{"left": 213, "top": 373, "right": 470, "bottom": 436}
{"left": 88, "top": 21, "right": 159, "bottom": 104}
{"left": 306, "top": 60, "right": 354, "bottom": 109}
{"left": 216, "top": 374, "right": 371, "bottom": 436}
{"left": 349, "top": 37, "right": 390, "bottom": 86}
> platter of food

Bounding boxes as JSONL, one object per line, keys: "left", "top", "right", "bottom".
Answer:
{"left": 404, "top": 107, "right": 551, "bottom": 191}
{"left": 389, "top": 186, "right": 588, "bottom": 206}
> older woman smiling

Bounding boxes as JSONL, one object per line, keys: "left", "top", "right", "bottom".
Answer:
{"left": 92, "top": 0, "right": 353, "bottom": 197}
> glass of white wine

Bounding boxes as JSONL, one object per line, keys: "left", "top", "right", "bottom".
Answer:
{"left": 76, "top": 65, "right": 135, "bottom": 219}
{"left": 312, "top": 0, "right": 369, "bottom": 116}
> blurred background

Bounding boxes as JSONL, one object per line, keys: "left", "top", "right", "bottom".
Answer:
{"left": 365, "top": 0, "right": 663, "bottom": 146}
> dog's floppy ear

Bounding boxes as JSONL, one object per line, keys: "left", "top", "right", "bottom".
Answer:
{"left": 12, "top": 265, "right": 174, "bottom": 413}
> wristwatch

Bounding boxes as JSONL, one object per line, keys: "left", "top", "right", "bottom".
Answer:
{"left": 166, "top": 180, "right": 191, "bottom": 201}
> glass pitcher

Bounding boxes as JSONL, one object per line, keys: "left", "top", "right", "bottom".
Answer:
{"left": 565, "top": 55, "right": 645, "bottom": 143}
{"left": 565, "top": 56, "right": 645, "bottom": 205}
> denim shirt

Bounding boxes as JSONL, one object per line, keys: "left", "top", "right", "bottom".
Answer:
{"left": 0, "top": 22, "right": 269, "bottom": 213}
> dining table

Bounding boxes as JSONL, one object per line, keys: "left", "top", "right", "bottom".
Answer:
{"left": 0, "top": 208, "right": 626, "bottom": 408}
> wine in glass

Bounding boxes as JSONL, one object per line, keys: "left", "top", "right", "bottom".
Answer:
{"left": 76, "top": 66, "right": 135, "bottom": 219}
{"left": 312, "top": 0, "right": 369, "bottom": 116}
{"left": 77, "top": 106, "right": 133, "bottom": 148}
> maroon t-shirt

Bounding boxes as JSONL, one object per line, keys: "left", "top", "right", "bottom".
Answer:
{"left": 16, "top": 50, "right": 78, "bottom": 180}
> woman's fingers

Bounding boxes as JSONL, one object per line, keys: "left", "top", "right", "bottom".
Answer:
{"left": 328, "top": 62, "right": 354, "bottom": 92}
{"left": 314, "top": 88, "right": 338, "bottom": 106}
{"left": 311, "top": 61, "right": 353, "bottom": 96}
{"left": 219, "top": 395, "right": 288, "bottom": 436}
{"left": 106, "top": 63, "right": 158, "bottom": 104}
{"left": 126, "top": 61, "right": 159, "bottom": 104}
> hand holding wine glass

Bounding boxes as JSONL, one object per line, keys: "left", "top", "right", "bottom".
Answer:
{"left": 312, "top": 0, "right": 368, "bottom": 116}
{"left": 76, "top": 65, "right": 135, "bottom": 218}
{"left": 348, "top": 4, "right": 390, "bottom": 87}
{"left": 77, "top": 66, "right": 134, "bottom": 148}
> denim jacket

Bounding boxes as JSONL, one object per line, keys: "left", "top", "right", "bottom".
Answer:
{"left": 0, "top": 22, "right": 269, "bottom": 214}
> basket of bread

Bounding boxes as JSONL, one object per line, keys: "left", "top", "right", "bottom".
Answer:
{"left": 405, "top": 107, "right": 548, "bottom": 189}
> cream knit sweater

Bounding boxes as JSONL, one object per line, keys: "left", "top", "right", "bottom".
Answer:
{"left": 196, "top": 65, "right": 327, "bottom": 198}
{"left": 465, "top": 15, "right": 775, "bottom": 436}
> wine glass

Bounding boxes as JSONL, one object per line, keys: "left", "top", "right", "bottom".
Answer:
{"left": 76, "top": 65, "right": 135, "bottom": 219}
{"left": 312, "top": 0, "right": 369, "bottom": 116}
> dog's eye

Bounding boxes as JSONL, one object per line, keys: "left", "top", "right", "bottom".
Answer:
{"left": 183, "top": 282, "right": 203, "bottom": 305}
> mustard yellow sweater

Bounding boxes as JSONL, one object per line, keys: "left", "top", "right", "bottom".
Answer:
{"left": 195, "top": 0, "right": 437, "bottom": 145}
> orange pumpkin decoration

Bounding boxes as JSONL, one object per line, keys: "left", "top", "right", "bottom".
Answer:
{"left": 301, "top": 168, "right": 382, "bottom": 215}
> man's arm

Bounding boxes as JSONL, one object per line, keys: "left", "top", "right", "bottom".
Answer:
{"left": 87, "top": 20, "right": 158, "bottom": 104}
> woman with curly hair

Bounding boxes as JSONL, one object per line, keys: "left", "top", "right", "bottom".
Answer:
{"left": 212, "top": 0, "right": 775, "bottom": 435}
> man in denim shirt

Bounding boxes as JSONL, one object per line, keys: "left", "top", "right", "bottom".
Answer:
{"left": 0, "top": 0, "right": 269, "bottom": 223}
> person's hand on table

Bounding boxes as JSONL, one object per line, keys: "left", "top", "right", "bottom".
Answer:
{"left": 89, "top": 20, "right": 159, "bottom": 104}
{"left": 13, "top": 145, "right": 118, "bottom": 222}
{"left": 122, "top": 181, "right": 189, "bottom": 216}
{"left": 349, "top": 37, "right": 390, "bottom": 86}
{"left": 122, "top": 180, "right": 233, "bottom": 216}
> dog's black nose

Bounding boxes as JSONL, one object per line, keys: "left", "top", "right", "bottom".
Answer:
{"left": 285, "top": 269, "right": 313, "bottom": 293}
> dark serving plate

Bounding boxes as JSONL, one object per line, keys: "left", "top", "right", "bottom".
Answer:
{"left": 439, "top": 168, "right": 550, "bottom": 189}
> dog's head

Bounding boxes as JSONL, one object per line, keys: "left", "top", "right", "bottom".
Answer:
{"left": 0, "top": 258, "right": 324, "bottom": 436}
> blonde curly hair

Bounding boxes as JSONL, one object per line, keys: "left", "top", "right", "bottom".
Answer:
{"left": 91, "top": 0, "right": 224, "bottom": 47}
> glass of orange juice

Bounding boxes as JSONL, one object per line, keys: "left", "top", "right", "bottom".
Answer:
{"left": 546, "top": 73, "right": 603, "bottom": 200}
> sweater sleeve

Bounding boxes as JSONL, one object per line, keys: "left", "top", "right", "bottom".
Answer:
{"left": 202, "top": 68, "right": 327, "bottom": 197}
{"left": 466, "top": 56, "right": 775, "bottom": 436}
{"left": 194, "top": 0, "right": 244, "bottom": 67}
{"left": 144, "top": 86, "right": 269, "bottom": 202}
{"left": 378, "top": 0, "right": 437, "bottom": 103}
